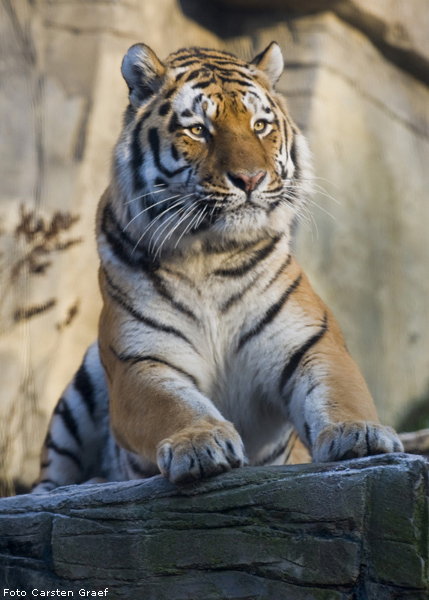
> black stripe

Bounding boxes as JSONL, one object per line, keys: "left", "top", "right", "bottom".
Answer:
{"left": 268, "top": 198, "right": 282, "bottom": 213}
{"left": 263, "top": 255, "right": 292, "bottom": 291}
{"left": 110, "top": 346, "right": 200, "bottom": 389}
{"left": 159, "top": 101, "right": 171, "bottom": 116}
{"left": 203, "top": 236, "right": 263, "bottom": 256}
{"left": 217, "top": 74, "right": 253, "bottom": 87}
{"left": 148, "top": 127, "right": 189, "bottom": 177}
{"left": 279, "top": 312, "right": 329, "bottom": 393}
{"left": 192, "top": 93, "right": 203, "bottom": 112}
{"left": 170, "top": 143, "right": 179, "bottom": 162}
{"left": 255, "top": 435, "right": 291, "bottom": 467}
{"left": 54, "top": 398, "right": 83, "bottom": 447}
{"left": 181, "top": 109, "right": 192, "bottom": 118}
{"left": 74, "top": 360, "right": 96, "bottom": 420}
{"left": 114, "top": 441, "right": 121, "bottom": 461}
{"left": 283, "top": 121, "right": 288, "bottom": 153}
{"left": 104, "top": 274, "right": 196, "bottom": 350}
{"left": 365, "top": 427, "right": 371, "bottom": 456}
{"left": 101, "top": 203, "right": 153, "bottom": 269}
{"left": 192, "top": 443, "right": 205, "bottom": 478}
{"left": 194, "top": 49, "right": 238, "bottom": 60}
{"left": 290, "top": 137, "right": 300, "bottom": 180}
{"left": 159, "top": 265, "right": 197, "bottom": 288}
{"left": 168, "top": 112, "right": 181, "bottom": 133}
{"left": 186, "top": 68, "right": 207, "bottom": 82}
{"left": 41, "top": 460, "right": 51, "bottom": 469}
{"left": 131, "top": 117, "right": 146, "bottom": 191}
{"left": 155, "top": 176, "right": 167, "bottom": 188}
{"left": 203, "top": 57, "right": 246, "bottom": 66}
{"left": 174, "top": 59, "right": 199, "bottom": 68}
{"left": 150, "top": 271, "right": 198, "bottom": 322}
{"left": 46, "top": 434, "right": 83, "bottom": 471}
{"left": 127, "top": 454, "right": 150, "bottom": 478}
{"left": 304, "top": 422, "right": 312, "bottom": 446}
{"left": 213, "top": 236, "right": 281, "bottom": 278}
{"left": 123, "top": 104, "right": 136, "bottom": 127}
{"left": 266, "top": 185, "right": 284, "bottom": 195}
{"left": 238, "top": 273, "right": 302, "bottom": 351}
{"left": 266, "top": 94, "right": 277, "bottom": 109}
{"left": 165, "top": 87, "right": 176, "bottom": 99}
{"left": 284, "top": 431, "right": 299, "bottom": 464}
{"left": 220, "top": 274, "right": 263, "bottom": 313}
{"left": 192, "top": 79, "right": 214, "bottom": 90}
{"left": 204, "top": 64, "right": 250, "bottom": 77}
{"left": 306, "top": 382, "right": 319, "bottom": 397}
{"left": 102, "top": 244, "right": 196, "bottom": 321}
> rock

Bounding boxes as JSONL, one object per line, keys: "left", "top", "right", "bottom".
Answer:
{"left": 0, "top": 455, "right": 427, "bottom": 598}
{"left": 216, "top": 0, "right": 429, "bottom": 83}
{"left": 335, "top": 0, "right": 429, "bottom": 84}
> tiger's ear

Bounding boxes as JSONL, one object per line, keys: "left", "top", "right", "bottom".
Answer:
{"left": 251, "top": 42, "right": 284, "bottom": 86}
{"left": 121, "top": 43, "right": 166, "bottom": 107}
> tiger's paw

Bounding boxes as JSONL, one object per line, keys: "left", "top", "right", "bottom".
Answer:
{"left": 313, "top": 421, "right": 404, "bottom": 463}
{"left": 157, "top": 420, "right": 246, "bottom": 484}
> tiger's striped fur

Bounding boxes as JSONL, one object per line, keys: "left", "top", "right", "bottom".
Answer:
{"left": 32, "top": 42, "right": 402, "bottom": 492}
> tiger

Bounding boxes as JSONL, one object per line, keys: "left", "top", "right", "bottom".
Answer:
{"left": 32, "top": 41, "right": 403, "bottom": 493}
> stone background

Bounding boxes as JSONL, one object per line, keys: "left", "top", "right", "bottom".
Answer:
{"left": 1, "top": 0, "right": 428, "bottom": 494}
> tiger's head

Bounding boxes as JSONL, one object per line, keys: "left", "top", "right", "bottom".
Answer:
{"left": 112, "top": 43, "right": 312, "bottom": 254}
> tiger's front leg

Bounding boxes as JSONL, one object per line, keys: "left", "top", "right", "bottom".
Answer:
{"left": 286, "top": 307, "right": 404, "bottom": 462}
{"left": 99, "top": 319, "right": 245, "bottom": 484}
{"left": 107, "top": 358, "right": 245, "bottom": 484}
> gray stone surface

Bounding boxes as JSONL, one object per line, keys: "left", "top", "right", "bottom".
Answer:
{"left": 0, "top": 455, "right": 428, "bottom": 598}
{"left": 218, "top": 0, "right": 429, "bottom": 82}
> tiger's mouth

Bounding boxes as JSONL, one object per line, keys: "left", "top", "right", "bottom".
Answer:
{"left": 120, "top": 176, "right": 295, "bottom": 257}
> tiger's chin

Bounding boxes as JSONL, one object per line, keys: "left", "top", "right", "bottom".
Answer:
{"left": 211, "top": 206, "right": 288, "bottom": 237}
{"left": 150, "top": 203, "right": 293, "bottom": 256}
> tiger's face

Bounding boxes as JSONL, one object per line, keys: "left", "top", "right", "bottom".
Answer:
{"left": 114, "top": 43, "right": 311, "bottom": 253}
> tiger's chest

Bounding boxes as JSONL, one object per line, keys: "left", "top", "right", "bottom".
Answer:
{"left": 151, "top": 256, "right": 293, "bottom": 452}
{"left": 115, "top": 244, "right": 296, "bottom": 461}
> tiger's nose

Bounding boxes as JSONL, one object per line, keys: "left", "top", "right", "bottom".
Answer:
{"left": 227, "top": 170, "right": 266, "bottom": 193}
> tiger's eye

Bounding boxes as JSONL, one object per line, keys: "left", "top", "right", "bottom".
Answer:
{"left": 190, "top": 125, "right": 205, "bottom": 137}
{"left": 254, "top": 120, "right": 267, "bottom": 133}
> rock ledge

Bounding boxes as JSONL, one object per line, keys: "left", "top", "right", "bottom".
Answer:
{"left": 0, "top": 454, "right": 428, "bottom": 599}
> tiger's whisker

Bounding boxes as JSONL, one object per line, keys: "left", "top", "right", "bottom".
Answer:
{"left": 162, "top": 203, "right": 197, "bottom": 246}
{"left": 149, "top": 204, "right": 190, "bottom": 255}
{"left": 173, "top": 206, "right": 201, "bottom": 249}
{"left": 129, "top": 192, "right": 196, "bottom": 242}
{"left": 308, "top": 200, "right": 337, "bottom": 221}
{"left": 124, "top": 188, "right": 167, "bottom": 205}
{"left": 194, "top": 205, "right": 208, "bottom": 229}
{"left": 131, "top": 198, "right": 187, "bottom": 252}
{"left": 154, "top": 204, "right": 196, "bottom": 258}
{"left": 148, "top": 192, "right": 197, "bottom": 253}
{"left": 145, "top": 199, "right": 188, "bottom": 244}
{"left": 312, "top": 184, "right": 341, "bottom": 205}
{"left": 123, "top": 194, "right": 184, "bottom": 230}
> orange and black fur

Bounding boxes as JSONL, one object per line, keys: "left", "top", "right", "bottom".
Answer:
{"left": 33, "top": 42, "right": 402, "bottom": 491}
